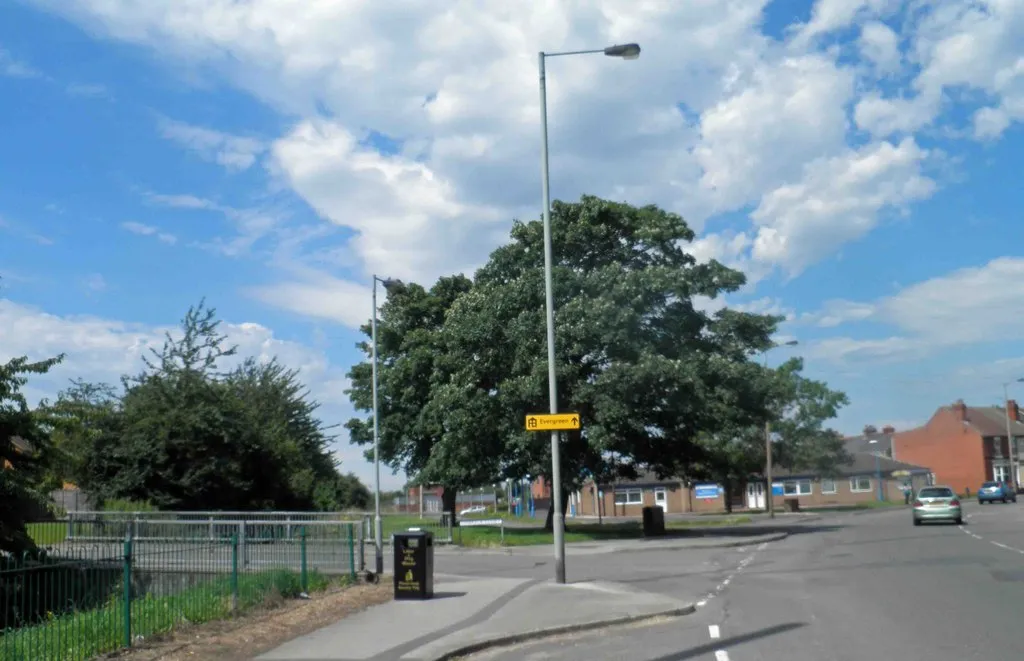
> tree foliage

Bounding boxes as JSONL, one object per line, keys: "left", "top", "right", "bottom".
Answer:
{"left": 0, "top": 354, "right": 64, "bottom": 554}
{"left": 345, "top": 276, "right": 476, "bottom": 514}
{"left": 51, "top": 301, "right": 368, "bottom": 512}
{"left": 438, "top": 197, "right": 779, "bottom": 492}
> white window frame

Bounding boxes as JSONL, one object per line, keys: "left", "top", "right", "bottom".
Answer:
{"left": 820, "top": 478, "right": 837, "bottom": 494}
{"left": 614, "top": 489, "right": 643, "bottom": 505}
{"left": 783, "top": 479, "right": 812, "bottom": 496}
{"left": 850, "top": 476, "right": 872, "bottom": 493}
{"left": 654, "top": 488, "right": 667, "bottom": 505}
{"left": 994, "top": 464, "right": 1010, "bottom": 483}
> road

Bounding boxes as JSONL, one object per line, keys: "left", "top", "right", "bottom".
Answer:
{"left": 463, "top": 502, "right": 1024, "bottom": 660}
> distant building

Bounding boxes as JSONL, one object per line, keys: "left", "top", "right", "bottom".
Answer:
{"left": 894, "top": 399, "right": 1024, "bottom": 494}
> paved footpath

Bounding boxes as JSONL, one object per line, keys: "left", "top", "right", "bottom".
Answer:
{"left": 256, "top": 528, "right": 798, "bottom": 661}
{"left": 468, "top": 502, "right": 1024, "bottom": 660}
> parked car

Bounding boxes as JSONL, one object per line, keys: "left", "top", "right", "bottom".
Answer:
{"left": 912, "top": 486, "right": 962, "bottom": 526}
{"left": 978, "top": 481, "right": 1017, "bottom": 504}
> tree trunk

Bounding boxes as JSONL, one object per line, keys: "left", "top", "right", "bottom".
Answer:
{"left": 442, "top": 486, "right": 458, "bottom": 526}
{"left": 542, "top": 483, "right": 571, "bottom": 532}
{"left": 723, "top": 477, "right": 733, "bottom": 514}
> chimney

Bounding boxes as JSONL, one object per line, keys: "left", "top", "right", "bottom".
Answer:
{"left": 882, "top": 425, "right": 895, "bottom": 434}
{"left": 1008, "top": 400, "right": 1019, "bottom": 422}
{"left": 953, "top": 399, "right": 968, "bottom": 421}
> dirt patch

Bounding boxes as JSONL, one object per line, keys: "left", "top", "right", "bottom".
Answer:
{"left": 111, "top": 580, "right": 393, "bottom": 661}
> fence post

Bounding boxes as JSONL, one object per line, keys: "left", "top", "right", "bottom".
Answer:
{"left": 238, "top": 521, "right": 248, "bottom": 568}
{"left": 230, "top": 534, "right": 239, "bottom": 614}
{"left": 300, "top": 526, "right": 308, "bottom": 593}
{"left": 122, "top": 534, "right": 133, "bottom": 649}
{"left": 357, "top": 520, "right": 365, "bottom": 571}
{"left": 347, "top": 522, "right": 356, "bottom": 579}
{"left": 67, "top": 512, "right": 73, "bottom": 540}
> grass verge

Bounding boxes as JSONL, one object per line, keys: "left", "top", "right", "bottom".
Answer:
{"left": 454, "top": 515, "right": 754, "bottom": 547}
{"left": 0, "top": 569, "right": 339, "bottom": 661}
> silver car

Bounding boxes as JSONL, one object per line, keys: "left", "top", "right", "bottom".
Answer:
{"left": 913, "top": 486, "right": 963, "bottom": 526}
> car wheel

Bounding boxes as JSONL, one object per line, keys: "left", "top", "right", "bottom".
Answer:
{"left": 956, "top": 517, "right": 963, "bottom": 525}
{"left": 913, "top": 518, "right": 921, "bottom": 526}
{"left": 1003, "top": 497, "right": 1008, "bottom": 503}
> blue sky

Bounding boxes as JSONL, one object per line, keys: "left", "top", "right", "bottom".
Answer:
{"left": 3, "top": 1, "right": 1024, "bottom": 490}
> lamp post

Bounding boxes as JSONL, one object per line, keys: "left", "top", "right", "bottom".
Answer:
{"left": 371, "top": 274, "right": 400, "bottom": 576}
{"left": 868, "top": 439, "right": 883, "bottom": 501}
{"left": 538, "top": 42, "right": 641, "bottom": 584}
{"left": 762, "top": 340, "right": 799, "bottom": 518}
{"left": 1002, "top": 377, "right": 1024, "bottom": 492}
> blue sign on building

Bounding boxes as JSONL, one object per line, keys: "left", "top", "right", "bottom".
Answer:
{"left": 772, "top": 483, "right": 784, "bottom": 496}
{"left": 695, "top": 484, "right": 719, "bottom": 499}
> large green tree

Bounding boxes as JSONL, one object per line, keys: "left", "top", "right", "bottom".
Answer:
{"left": 0, "top": 354, "right": 64, "bottom": 554}
{"left": 692, "top": 357, "right": 849, "bottom": 511}
{"left": 346, "top": 275, "right": 480, "bottom": 518}
{"left": 437, "top": 195, "right": 780, "bottom": 528}
{"left": 59, "top": 302, "right": 365, "bottom": 511}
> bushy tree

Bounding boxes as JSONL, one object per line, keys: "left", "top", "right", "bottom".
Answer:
{"left": 0, "top": 354, "right": 64, "bottom": 554}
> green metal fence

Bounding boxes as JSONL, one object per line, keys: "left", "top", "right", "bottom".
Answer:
{"left": 1, "top": 521, "right": 358, "bottom": 661}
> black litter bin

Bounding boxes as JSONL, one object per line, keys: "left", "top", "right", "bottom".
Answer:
{"left": 393, "top": 530, "right": 434, "bottom": 600}
{"left": 642, "top": 506, "right": 665, "bottom": 537}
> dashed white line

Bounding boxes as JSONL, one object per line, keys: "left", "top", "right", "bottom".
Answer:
{"left": 708, "top": 624, "right": 720, "bottom": 639}
{"left": 695, "top": 541, "right": 773, "bottom": 610}
{"left": 714, "top": 651, "right": 730, "bottom": 661}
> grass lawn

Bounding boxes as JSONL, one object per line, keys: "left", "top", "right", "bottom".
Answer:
{"left": 453, "top": 515, "right": 754, "bottom": 547}
{"left": 26, "top": 522, "right": 68, "bottom": 546}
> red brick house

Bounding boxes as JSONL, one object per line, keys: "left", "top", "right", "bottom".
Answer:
{"left": 893, "top": 399, "right": 1024, "bottom": 495}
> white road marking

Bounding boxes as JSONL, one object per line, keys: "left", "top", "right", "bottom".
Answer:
{"left": 714, "top": 651, "right": 730, "bottom": 661}
{"left": 709, "top": 624, "right": 720, "bottom": 639}
{"left": 696, "top": 541, "right": 774, "bottom": 610}
{"left": 958, "top": 516, "right": 1024, "bottom": 554}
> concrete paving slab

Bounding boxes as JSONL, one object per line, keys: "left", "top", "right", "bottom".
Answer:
{"left": 404, "top": 580, "right": 694, "bottom": 661}
{"left": 257, "top": 576, "right": 529, "bottom": 660}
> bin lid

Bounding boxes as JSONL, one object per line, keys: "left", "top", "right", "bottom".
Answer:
{"left": 395, "top": 529, "right": 433, "bottom": 538}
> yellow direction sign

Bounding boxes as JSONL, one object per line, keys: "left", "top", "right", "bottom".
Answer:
{"left": 525, "top": 413, "right": 581, "bottom": 431}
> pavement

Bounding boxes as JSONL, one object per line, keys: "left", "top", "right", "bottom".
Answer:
{"left": 466, "top": 501, "right": 1024, "bottom": 660}
{"left": 255, "top": 526, "right": 812, "bottom": 661}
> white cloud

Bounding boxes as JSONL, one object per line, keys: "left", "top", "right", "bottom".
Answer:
{"left": 858, "top": 21, "right": 901, "bottom": 74}
{"left": 247, "top": 275, "right": 371, "bottom": 329}
{"left": 0, "top": 298, "right": 386, "bottom": 485}
{"left": 714, "top": 137, "right": 935, "bottom": 279}
{"left": 121, "top": 221, "right": 177, "bottom": 245}
{"left": 807, "top": 257, "right": 1024, "bottom": 363}
{"left": 158, "top": 117, "right": 265, "bottom": 171}
{"left": 66, "top": 82, "right": 110, "bottom": 98}
{"left": 82, "top": 273, "right": 107, "bottom": 292}
{"left": 0, "top": 48, "right": 40, "bottom": 78}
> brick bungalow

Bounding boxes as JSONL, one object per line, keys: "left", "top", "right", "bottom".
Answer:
{"left": 893, "top": 399, "right": 1024, "bottom": 495}
{"left": 575, "top": 453, "right": 932, "bottom": 516}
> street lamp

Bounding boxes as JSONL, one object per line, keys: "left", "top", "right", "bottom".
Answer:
{"left": 868, "top": 439, "right": 883, "bottom": 502}
{"left": 371, "top": 274, "right": 401, "bottom": 576}
{"left": 538, "top": 42, "right": 641, "bottom": 584}
{"left": 1002, "top": 377, "right": 1024, "bottom": 492}
{"left": 763, "top": 340, "right": 798, "bottom": 519}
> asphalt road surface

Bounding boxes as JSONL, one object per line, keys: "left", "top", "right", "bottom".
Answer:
{"left": 466, "top": 502, "right": 1024, "bottom": 660}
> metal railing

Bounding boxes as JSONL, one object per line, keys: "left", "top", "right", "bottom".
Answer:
{"left": 2, "top": 521, "right": 359, "bottom": 661}
{"left": 61, "top": 510, "right": 453, "bottom": 546}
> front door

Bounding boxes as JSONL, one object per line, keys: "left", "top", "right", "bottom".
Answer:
{"left": 746, "top": 482, "right": 765, "bottom": 510}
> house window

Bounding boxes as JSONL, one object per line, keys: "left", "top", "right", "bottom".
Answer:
{"left": 850, "top": 476, "right": 872, "bottom": 493}
{"left": 821, "top": 479, "right": 837, "bottom": 494}
{"left": 783, "top": 480, "right": 812, "bottom": 496}
{"left": 614, "top": 489, "right": 643, "bottom": 505}
{"left": 654, "top": 488, "right": 667, "bottom": 506}
{"left": 994, "top": 464, "right": 1010, "bottom": 483}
